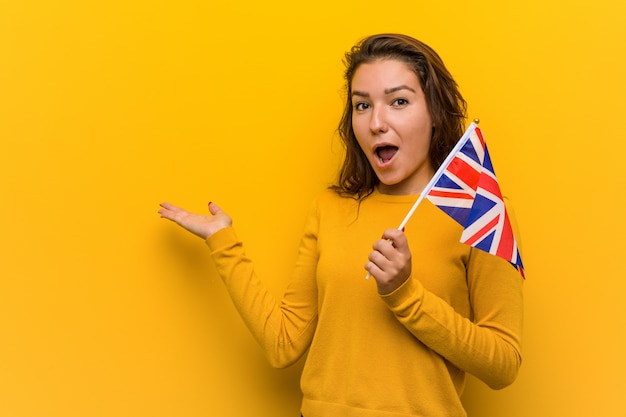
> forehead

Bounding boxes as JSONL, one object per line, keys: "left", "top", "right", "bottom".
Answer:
{"left": 351, "top": 59, "right": 420, "bottom": 90}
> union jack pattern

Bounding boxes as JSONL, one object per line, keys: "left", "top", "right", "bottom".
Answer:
{"left": 426, "top": 126, "right": 525, "bottom": 278}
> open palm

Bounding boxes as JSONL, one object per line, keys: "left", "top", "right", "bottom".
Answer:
{"left": 158, "top": 202, "right": 232, "bottom": 240}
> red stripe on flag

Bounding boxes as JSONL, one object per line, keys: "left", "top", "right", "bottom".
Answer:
{"left": 496, "top": 211, "right": 515, "bottom": 260}
{"left": 447, "top": 157, "right": 480, "bottom": 189}
{"left": 428, "top": 189, "right": 474, "bottom": 199}
{"left": 464, "top": 214, "right": 500, "bottom": 246}
{"left": 475, "top": 127, "right": 486, "bottom": 148}
{"left": 477, "top": 172, "right": 503, "bottom": 199}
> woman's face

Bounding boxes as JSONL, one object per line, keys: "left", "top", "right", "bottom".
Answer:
{"left": 351, "top": 59, "right": 434, "bottom": 195}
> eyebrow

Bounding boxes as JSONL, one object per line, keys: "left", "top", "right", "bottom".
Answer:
{"left": 385, "top": 85, "right": 417, "bottom": 94}
{"left": 351, "top": 85, "right": 417, "bottom": 98}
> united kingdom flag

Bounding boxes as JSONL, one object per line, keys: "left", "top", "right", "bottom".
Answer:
{"left": 425, "top": 125, "right": 525, "bottom": 278}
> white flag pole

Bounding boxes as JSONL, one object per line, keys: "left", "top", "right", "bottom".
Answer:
{"left": 365, "top": 119, "right": 479, "bottom": 280}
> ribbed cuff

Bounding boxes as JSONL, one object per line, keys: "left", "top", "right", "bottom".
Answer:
{"left": 379, "top": 276, "right": 423, "bottom": 314}
{"left": 205, "top": 226, "right": 239, "bottom": 253}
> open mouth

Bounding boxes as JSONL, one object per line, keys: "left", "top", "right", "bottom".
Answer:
{"left": 375, "top": 145, "right": 398, "bottom": 164}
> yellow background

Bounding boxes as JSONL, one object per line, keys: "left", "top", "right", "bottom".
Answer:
{"left": 1, "top": 0, "right": 625, "bottom": 416}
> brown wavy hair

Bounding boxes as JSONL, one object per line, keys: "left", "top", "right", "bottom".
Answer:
{"left": 330, "top": 33, "right": 467, "bottom": 199}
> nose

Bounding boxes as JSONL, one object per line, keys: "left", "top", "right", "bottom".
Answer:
{"left": 369, "top": 106, "right": 388, "bottom": 134}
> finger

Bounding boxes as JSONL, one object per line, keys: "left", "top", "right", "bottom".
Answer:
{"left": 159, "top": 202, "right": 186, "bottom": 214}
{"left": 159, "top": 209, "right": 185, "bottom": 223}
{"left": 158, "top": 206, "right": 175, "bottom": 219}
{"left": 372, "top": 238, "right": 396, "bottom": 258}
{"left": 381, "top": 228, "right": 409, "bottom": 252}
{"left": 207, "top": 201, "right": 223, "bottom": 216}
{"left": 368, "top": 249, "right": 390, "bottom": 271}
{"left": 364, "top": 260, "right": 384, "bottom": 279}
{"left": 159, "top": 205, "right": 192, "bottom": 224}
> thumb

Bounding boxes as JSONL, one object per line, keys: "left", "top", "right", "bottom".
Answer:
{"left": 208, "top": 201, "right": 224, "bottom": 216}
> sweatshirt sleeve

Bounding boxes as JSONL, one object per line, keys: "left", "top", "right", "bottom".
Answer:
{"left": 205, "top": 202, "right": 320, "bottom": 369}
{"left": 379, "top": 196, "right": 524, "bottom": 390}
{"left": 381, "top": 252, "right": 523, "bottom": 389}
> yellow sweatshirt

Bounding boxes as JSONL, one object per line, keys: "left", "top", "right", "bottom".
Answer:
{"left": 206, "top": 189, "right": 523, "bottom": 417}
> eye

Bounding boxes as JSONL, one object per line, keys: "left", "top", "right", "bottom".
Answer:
{"left": 392, "top": 98, "right": 409, "bottom": 107}
{"left": 354, "top": 102, "right": 370, "bottom": 111}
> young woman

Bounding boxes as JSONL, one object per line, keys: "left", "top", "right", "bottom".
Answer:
{"left": 159, "top": 33, "right": 523, "bottom": 417}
